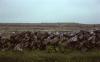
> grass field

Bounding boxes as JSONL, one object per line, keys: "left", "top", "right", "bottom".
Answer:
{"left": 0, "top": 23, "right": 100, "bottom": 62}
{"left": 0, "top": 49, "right": 100, "bottom": 62}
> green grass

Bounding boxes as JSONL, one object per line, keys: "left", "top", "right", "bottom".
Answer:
{"left": 0, "top": 50, "right": 100, "bottom": 62}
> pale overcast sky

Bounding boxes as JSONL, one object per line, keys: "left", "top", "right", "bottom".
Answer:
{"left": 0, "top": 0, "right": 100, "bottom": 24}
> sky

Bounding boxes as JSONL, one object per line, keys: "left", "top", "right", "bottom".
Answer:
{"left": 0, "top": 0, "right": 100, "bottom": 24}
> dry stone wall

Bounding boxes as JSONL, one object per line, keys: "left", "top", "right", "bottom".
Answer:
{"left": 0, "top": 30, "right": 100, "bottom": 52}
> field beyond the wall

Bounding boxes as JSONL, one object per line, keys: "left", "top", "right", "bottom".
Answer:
{"left": 0, "top": 23, "right": 100, "bottom": 31}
